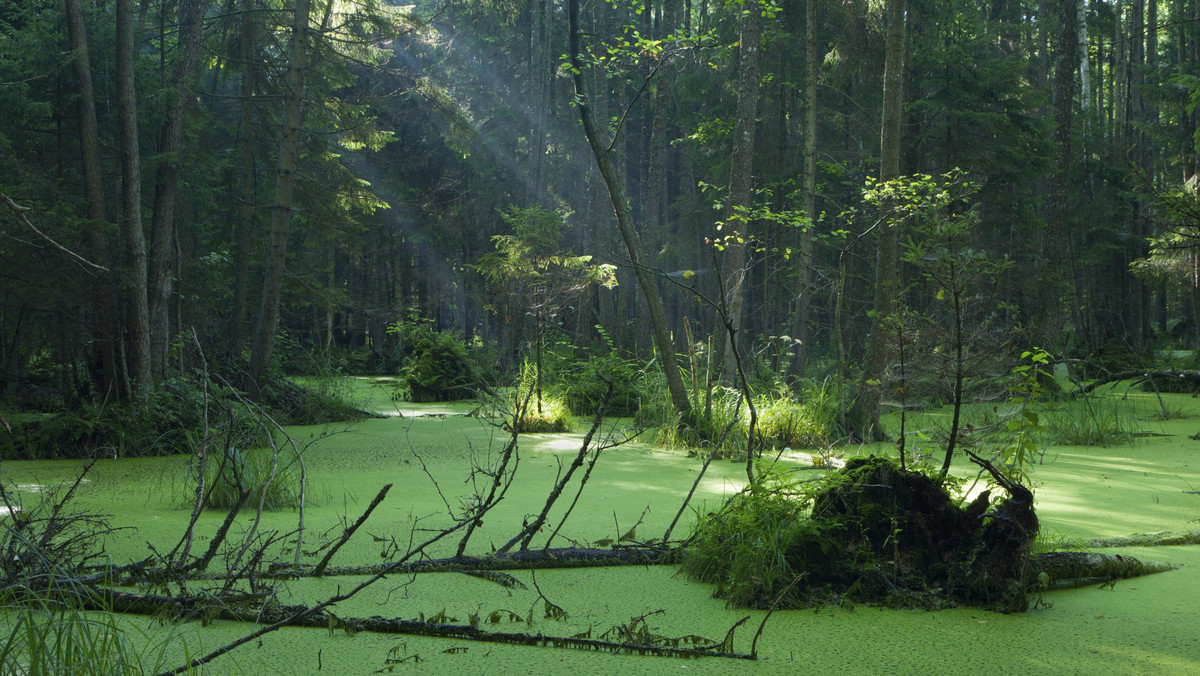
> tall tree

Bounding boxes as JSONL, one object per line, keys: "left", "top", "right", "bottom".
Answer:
{"left": 567, "top": 0, "right": 692, "bottom": 416}
{"left": 717, "top": 0, "right": 763, "bottom": 386}
{"left": 148, "top": 0, "right": 207, "bottom": 380}
{"left": 858, "top": 0, "right": 907, "bottom": 440}
{"left": 116, "top": 0, "right": 152, "bottom": 396}
{"left": 249, "top": 0, "right": 312, "bottom": 391}
{"left": 1043, "top": 0, "right": 1078, "bottom": 346}
{"left": 789, "top": 0, "right": 818, "bottom": 381}
{"left": 65, "top": 0, "right": 119, "bottom": 398}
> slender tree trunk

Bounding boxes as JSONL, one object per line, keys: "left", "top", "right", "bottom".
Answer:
{"left": 250, "top": 0, "right": 311, "bottom": 392}
{"left": 116, "top": 0, "right": 152, "bottom": 397}
{"left": 857, "top": 0, "right": 906, "bottom": 441}
{"left": 789, "top": 0, "right": 818, "bottom": 381}
{"left": 717, "top": 0, "right": 762, "bottom": 386}
{"left": 147, "top": 0, "right": 206, "bottom": 381}
{"left": 1044, "top": 0, "right": 1078, "bottom": 348}
{"left": 66, "top": 0, "right": 121, "bottom": 398}
{"left": 229, "top": 1, "right": 259, "bottom": 356}
{"left": 567, "top": 0, "right": 691, "bottom": 416}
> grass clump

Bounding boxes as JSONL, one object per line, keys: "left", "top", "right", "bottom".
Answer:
{"left": 198, "top": 446, "right": 302, "bottom": 511}
{"left": 644, "top": 379, "right": 840, "bottom": 454}
{"left": 515, "top": 394, "right": 572, "bottom": 433}
{"left": 0, "top": 587, "right": 147, "bottom": 676}
{"left": 757, "top": 382, "right": 839, "bottom": 449}
{"left": 1044, "top": 396, "right": 1137, "bottom": 446}
{"left": 680, "top": 468, "right": 836, "bottom": 608}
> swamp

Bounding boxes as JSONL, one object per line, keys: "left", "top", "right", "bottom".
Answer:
{"left": 3, "top": 376, "right": 1199, "bottom": 674}
{"left": 5, "top": 0, "right": 1200, "bottom": 672}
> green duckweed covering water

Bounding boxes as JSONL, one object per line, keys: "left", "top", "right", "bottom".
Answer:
{"left": 3, "top": 381, "right": 1198, "bottom": 674}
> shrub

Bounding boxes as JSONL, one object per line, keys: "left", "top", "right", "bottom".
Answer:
{"left": 403, "top": 331, "right": 482, "bottom": 403}
{"left": 560, "top": 351, "right": 643, "bottom": 417}
{"left": 2, "top": 376, "right": 268, "bottom": 460}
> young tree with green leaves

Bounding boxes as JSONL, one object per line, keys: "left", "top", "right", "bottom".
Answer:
{"left": 475, "top": 206, "right": 616, "bottom": 413}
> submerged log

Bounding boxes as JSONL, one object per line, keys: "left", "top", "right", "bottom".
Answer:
{"left": 1071, "top": 369, "right": 1200, "bottom": 395}
{"left": 266, "top": 545, "right": 669, "bottom": 579}
{"left": 87, "top": 588, "right": 753, "bottom": 660}
{"left": 1032, "top": 551, "right": 1177, "bottom": 589}
{"left": 1085, "top": 530, "right": 1200, "bottom": 548}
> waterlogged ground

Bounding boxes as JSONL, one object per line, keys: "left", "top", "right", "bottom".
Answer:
{"left": 4, "top": 379, "right": 1199, "bottom": 674}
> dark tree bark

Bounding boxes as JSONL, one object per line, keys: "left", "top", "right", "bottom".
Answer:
{"left": 148, "top": 0, "right": 207, "bottom": 381}
{"left": 250, "top": 0, "right": 311, "bottom": 392}
{"left": 116, "top": 0, "right": 152, "bottom": 396}
{"left": 857, "top": 0, "right": 907, "bottom": 441}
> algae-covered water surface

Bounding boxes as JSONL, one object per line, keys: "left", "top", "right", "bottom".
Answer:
{"left": 4, "top": 381, "right": 1199, "bottom": 674}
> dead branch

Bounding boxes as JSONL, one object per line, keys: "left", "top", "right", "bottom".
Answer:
{"left": 1071, "top": 369, "right": 1200, "bottom": 396}
{"left": 312, "top": 483, "right": 392, "bottom": 575}
{"left": 82, "top": 588, "right": 754, "bottom": 660}
{"left": 0, "top": 191, "right": 108, "bottom": 273}
{"left": 266, "top": 545, "right": 669, "bottom": 579}
{"left": 497, "top": 383, "right": 613, "bottom": 554}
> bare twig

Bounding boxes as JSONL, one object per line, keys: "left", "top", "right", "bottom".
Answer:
{"left": 312, "top": 483, "right": 393, "bottom": 576}
{"left": 0, "top": 191, "right": 108, "bottom": 273}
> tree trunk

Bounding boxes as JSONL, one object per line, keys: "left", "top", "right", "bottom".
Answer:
{"left": 567, "top": 0, "right": 691, "bottom": 417}
{"left": 1044, "top": 0, "right": 1078, "bottom": 347}
{"left": 148, "top": 0, "right": 206, "bottom": 381}
{"left": 116, "top": 0, "right": 152, "bottom": 397}
{"left": 789, "top": 0, "right": 818, "bottom": 382}
{"left": 65, "top": 0, "right": 121, "bottom": 399}
{"left": 229, "top": 0, "right": 259, "bottom": 357}
{"left": 857, "top": 0, "right": 907, "bottom": 441}
{"left": 717, "top": 0, "right": 762, "bottom": 387}
{"left": 250, "top": 0, "right": 311, "bottom": 392}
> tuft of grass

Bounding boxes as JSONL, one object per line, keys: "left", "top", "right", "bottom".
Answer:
{"left": 515, "top": 394, "right": 572, "bottom": 433}
{"left": 645, "top": 380, "right": 839, "bottom": 455}
{"left": 680, "top": 469, "right": 835, "bottom": 608}
{"left": 198, "top": 446, "right": 302, "bottom": 511}
{"left": 0, "top": 542, "right": 187, "bottom": 675}
{"left": 1043, "top": 396, "right": 1138, "bottom": 446}
{"left": 1, "top": 591, "right": 144, "bottom": 675}
{"left": 1033, "top": 528, "right": 1088, "bottom": 555}
{"left": 758, "top": 381, "right": 839, "bottom": 449}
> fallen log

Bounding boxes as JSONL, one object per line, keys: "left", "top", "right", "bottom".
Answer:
{"left": 1032, "top": 551, "right": 1177, "bottom": 590}
{"left": 1085, "top": 530, "right": 1200, "bottom": 548}
{"left": 88, "top": 588, "right": 754, "bottom": 660}
{"left": 1071, "top": 369, "right": 1200, "bottom": 396}
{"left": 264, "top": 545, "right": 670, "bottom": 579}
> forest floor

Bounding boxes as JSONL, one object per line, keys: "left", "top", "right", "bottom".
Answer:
{"left": 3, "top": 378, "right": 1199, "bottom": 674}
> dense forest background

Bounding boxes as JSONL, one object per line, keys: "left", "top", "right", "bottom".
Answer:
{"left": 3, "top": 0, "right": 1200, "bottom": 437}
